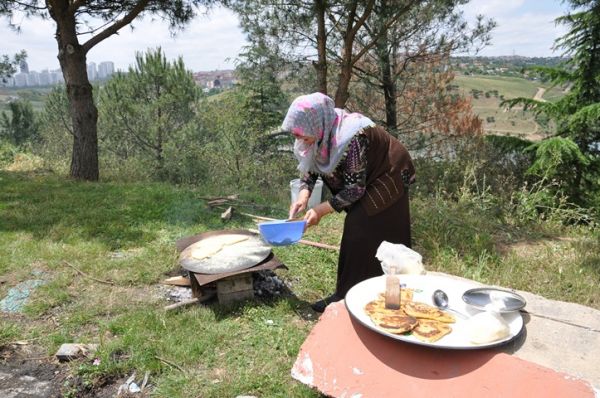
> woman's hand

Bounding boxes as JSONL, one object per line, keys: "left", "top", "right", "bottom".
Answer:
{"left": 289, "top": 188, "right": 310, "bottom": 219}
{"left": 303, "top": 201, "right": 334, "bottom": 230}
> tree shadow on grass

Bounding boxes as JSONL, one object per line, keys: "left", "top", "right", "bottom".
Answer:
{"left": 0, "top": 171, "right": 235, "bottom": 250}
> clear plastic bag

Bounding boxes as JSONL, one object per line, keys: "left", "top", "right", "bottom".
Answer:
{"left": 375, "top": 241, "right": 424, "bottom": 275}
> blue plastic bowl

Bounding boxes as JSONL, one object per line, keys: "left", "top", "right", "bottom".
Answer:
{"left": 258, "top": 220, "right": 306, "bottom": 246}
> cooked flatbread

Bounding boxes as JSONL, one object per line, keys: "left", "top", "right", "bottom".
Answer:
{"left": 376, "top": 288, "right": 414, "bottom": 304}
{"left": 190, "top": 235, "right": 250, "bottom": 260}
{"left": 411, "top": 319, "right": 452, "bottom": 343}
{"left": 374, "top": 314, "right": 418, "bottom": 334}
{"left": 365, "top": 297, "right": 404, "bottom": 319}
{"left": 403, "top": 301, "right": 455, "bottom": 323}
{"left": 364, "top": 297, "right": 418, "bottom": 334}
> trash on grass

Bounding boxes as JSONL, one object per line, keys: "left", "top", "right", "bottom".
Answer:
{"left": 0, "top": 279, "right": 46, "bottom": 313}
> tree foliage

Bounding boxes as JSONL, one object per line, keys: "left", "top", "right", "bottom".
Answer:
{"left": 99, "top": 48, "right": 202, "bottom": 179}
{"left": 1, "top": 1, "right": 212, "bottom": 181}
{"left": 0, "top": 50, "right": 27, "bottom": 83}
{"left": 502, "top": 0, "right": 600, "bottom": 203}
{"left": 0, "top": 99, "right": 39, "bottom": 147}
{"left": 234, "top": 36, "right": 289, "bottom": 133}
{"left": 228, "top": 0, "right": 491, "bottom": 150}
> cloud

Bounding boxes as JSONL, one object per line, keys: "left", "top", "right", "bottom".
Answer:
{"left": 459, "top": 0, "right": 568, "bottom": 57}
{"left": 462, "top": 0, "right": 526, "bottom": 19}
{"left": 0, "top": 7, "right": 247, "bottom": 72}
{"left": 480, "top": 12, "right": 568, "bottom": 56}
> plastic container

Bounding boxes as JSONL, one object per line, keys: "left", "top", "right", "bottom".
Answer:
{"left": 290, "top": 178, "right": 323, "bottom": 209}
{"left": 258, "top": 220, "right": 307, "bottom": 246}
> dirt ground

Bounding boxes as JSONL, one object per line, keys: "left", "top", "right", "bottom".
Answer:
{"left": 0, "top": 344, "right": 143, "bottom": 398}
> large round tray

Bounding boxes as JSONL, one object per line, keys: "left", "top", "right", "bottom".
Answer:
{"left": 179, "top": 229, "right": 271, "bottom": 274}
{"left": 345, "top": 274, "right": 524, "bottom": 350}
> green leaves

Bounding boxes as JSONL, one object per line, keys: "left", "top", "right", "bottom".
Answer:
{"left": 0, "top": 99, "right": 39, "bottom": 148}
{"left": 98, "top": 47, "right": 202, "bottom": 181}
{"left": 527, "top": 137, "right": 589, "bottom": 179}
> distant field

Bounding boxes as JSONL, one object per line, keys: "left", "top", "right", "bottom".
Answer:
{"left": 453, "top": 74, "right": 566, "bottom": 140}
{"left": 0, "top": 87, "right": 53, "bottom": 113}
{"left": 454, "top": 75, "right": 540, "bottom": 99}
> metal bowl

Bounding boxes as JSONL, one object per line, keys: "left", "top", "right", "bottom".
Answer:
{"left": 462, "top": 287, "right": 526, "bottom": 313}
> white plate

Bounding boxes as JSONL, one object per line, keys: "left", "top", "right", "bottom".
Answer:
{"left": 344, "top": 274, "right": 524, "bottom": 349}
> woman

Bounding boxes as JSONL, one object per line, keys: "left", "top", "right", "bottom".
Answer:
{"left": 283, "top": 92, "right": 415, "bottom": 312}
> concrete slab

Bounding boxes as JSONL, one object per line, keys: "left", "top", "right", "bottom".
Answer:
{"left": 292, "top": 272, "right": 600, "bottom": 397}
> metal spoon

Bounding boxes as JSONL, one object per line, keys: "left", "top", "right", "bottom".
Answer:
{"left": 432, "top": 289, "right": 469, "bottom": 319}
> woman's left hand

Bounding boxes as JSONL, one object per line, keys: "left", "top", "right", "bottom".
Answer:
{"left": 303, "top": 202, "right": 334, "bottom": 230}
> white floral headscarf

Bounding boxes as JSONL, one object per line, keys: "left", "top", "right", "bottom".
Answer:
{"left": 282, "top": 92, "right": 375, "bottom": 174}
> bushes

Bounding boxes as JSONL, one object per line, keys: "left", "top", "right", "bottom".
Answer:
{"left": 0, "top": 141, "right": 18, "bottom": 167}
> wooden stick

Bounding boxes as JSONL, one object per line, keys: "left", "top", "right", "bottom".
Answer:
{"left": 164, "top": 291, "right": 216, "bottom": 311}
{"left": 164, "top": 298, "right": 199, "bottom": 311}
{"left": 64, "top": 261, "right": 115, "bottom": 285}
{"left": 298, "top": 239, "right": 339, "bottom": 251}
{"left": 155, "top": 356, "right": 185, "bottom": 373}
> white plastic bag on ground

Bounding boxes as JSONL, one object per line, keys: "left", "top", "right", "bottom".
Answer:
{"left": 375, "top": 241, "right": 424, "bottom": 275}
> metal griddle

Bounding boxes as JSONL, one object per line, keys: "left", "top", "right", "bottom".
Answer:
{"left": 178, "top": 229, "right": 272, "bottom": 275}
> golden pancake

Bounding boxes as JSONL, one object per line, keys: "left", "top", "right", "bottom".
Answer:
{"left": 411, "top": 319, "right": 452, "bottom": 343}
{"left": 376, "top": 288, "right": 414, "bottom": 303}
{"left": 364, "top": 297, "right": 418, "bottom": 334}
{"left": 365, "top": 297, "right": 405, "bottom": 319}
{"left": 375, "top": 314, "right": 418, "bottom": 334}
{"left": 403, "top": 301, "right": 455, "bottom": 323}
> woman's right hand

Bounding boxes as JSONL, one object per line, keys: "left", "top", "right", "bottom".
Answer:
{"left": 289, "top": 189, "right": 310, "bottom": 219}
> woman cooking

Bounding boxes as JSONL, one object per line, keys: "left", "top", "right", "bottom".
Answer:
{"left": 284, "top": 92, "right": 415, "bottom": 313}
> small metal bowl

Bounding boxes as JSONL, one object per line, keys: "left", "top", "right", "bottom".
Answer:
{"left": 462, "top": 287, "right": 526, "bottom": 313}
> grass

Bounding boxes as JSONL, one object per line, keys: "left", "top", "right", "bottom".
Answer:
{"left": 454, "top": 74, "right": 568, "bottom": 140}
{"left": 454, "top": 75, "right": 542, "bottom": 99}
{"left": 1, "top": 169, "right": 599, "bottom": 396}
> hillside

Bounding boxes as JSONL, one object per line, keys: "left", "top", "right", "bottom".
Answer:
{"left": 453, "top": 74, "right": 566, "bottom": 140}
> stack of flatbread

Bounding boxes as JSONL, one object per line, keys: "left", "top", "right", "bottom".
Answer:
{"left": 364, "top": 289, "right": 455, "bottom": 343}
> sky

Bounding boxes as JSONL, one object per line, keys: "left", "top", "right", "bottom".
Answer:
{"left": 0, "top": 0, "right": 572, "bottom": 74}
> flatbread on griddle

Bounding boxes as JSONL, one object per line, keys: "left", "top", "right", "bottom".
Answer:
{"left": 411, "top": 319, "right": 452, "bottom": 343}
{"left": 179, "top": 234, "right": 271, "bottom": 274}
{"left": 403, "top": 301, "right": 455, "bottom": 323}
{"left": 190, "top": 235, "right": 250, "bottom": 260}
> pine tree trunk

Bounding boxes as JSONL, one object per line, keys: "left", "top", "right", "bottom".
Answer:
{"left": 54, "top": 8, "right": 99, "bottom": 181}
{"left": 379, "top": 40, "right": 397, "bottom": 130}
{"left": 334, "top": 39, "right": 353, "bottom": 108}
{"left": 314, "top": 0, "right": 328, "bottom": 95}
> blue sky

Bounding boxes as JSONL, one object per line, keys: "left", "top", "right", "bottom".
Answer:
{"left": 1, "top": 1, "right": 571, "bottom": 73}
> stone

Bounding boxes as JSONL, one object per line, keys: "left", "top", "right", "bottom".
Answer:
{"left": 55, "top": 344, "right": 98, "bottom": 362}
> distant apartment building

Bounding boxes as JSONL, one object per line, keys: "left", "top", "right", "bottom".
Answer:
{"left": 4, "top": 60, "right": 113, "bottom": 87}
{"left": 97, "top": 61, "right": 115, "bottom": 79}
{"left": 87, "top": 62, "right": 97, "bottom": 81}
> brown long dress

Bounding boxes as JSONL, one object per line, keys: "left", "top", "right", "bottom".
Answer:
{"left": 336, "top": 190, "right": 411, "bottom": 297}
{"left": 302, "top": 126, "right": 415, "bottom": 298}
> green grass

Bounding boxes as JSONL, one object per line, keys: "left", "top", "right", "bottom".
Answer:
{"left": 454, "top": 74, "right": 568, "bottom": 139}
{"left": 454, "top": 75, "right": 542, "bottom": 99}
{"left": 1, "top": 169, "right": 599, "bottom": 396}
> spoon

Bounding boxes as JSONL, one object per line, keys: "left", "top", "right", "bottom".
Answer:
{"left": 432, "top": 289, "right": 469, "bottom": 319}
